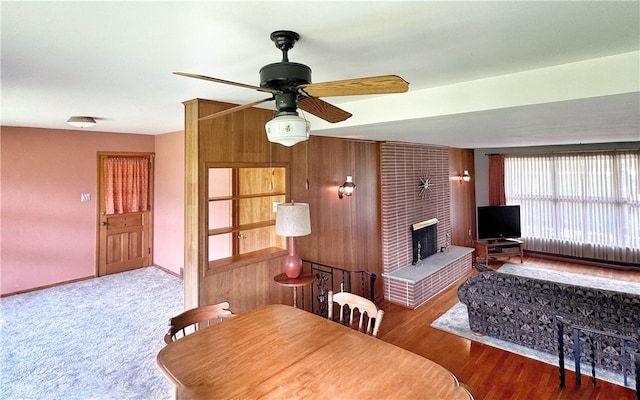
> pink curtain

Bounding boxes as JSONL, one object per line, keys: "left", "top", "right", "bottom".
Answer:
{"left": 488, "top": 154, "right": 506, "bottom": 206}
{"left": 104, "top": 157, "right": 149, "bottom": 215}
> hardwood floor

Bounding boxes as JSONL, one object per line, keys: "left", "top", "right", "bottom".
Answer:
{"left": 376, "top": 256, "right": 639, "bottom": 400}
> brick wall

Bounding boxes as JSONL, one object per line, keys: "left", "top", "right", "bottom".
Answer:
{"left": 380, "top": 142, "right": 451, "bottom": 274}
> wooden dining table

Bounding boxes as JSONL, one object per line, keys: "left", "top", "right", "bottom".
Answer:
{"left": 157, "top": 304, "right": 473, "bottom": 399}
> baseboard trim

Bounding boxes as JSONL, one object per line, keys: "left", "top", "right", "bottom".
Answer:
{"left": 525, "top": 250, "right": 639, "bottom": 271}
{"left": 2, "top": 265, "right": 182, "bottom": 298}
{"left": 152, "top": 264, "right": 182, "bottom": 279}
{"left": 1, "top": 275, "right": 95, "bottom": 298}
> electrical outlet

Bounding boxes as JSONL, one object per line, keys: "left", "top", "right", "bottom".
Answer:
{"left": 81, "top": 193, "right": 91, "bottom": 202}
{"left": 273, "top": 202, "right": 279, "bottom": 213}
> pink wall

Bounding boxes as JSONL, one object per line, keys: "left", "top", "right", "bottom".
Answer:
{"left": 153, "top": 131, "right": 185, "bottom": 275}
{"left": 0, "top": 127, "right": 155, "bottom": 295}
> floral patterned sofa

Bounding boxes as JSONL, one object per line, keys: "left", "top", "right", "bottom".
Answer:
{"left": 457, "top": 264, "right": 640, "bottom": 378}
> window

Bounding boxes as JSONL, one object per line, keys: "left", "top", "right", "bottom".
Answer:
{"left": 207, "top": 164, "right": 287, "bottom": 266}
{"left": 504, "top": 150, "right": 639, "bottom": 264}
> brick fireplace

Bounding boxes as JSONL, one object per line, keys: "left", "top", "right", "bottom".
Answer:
{"left": 380, "top": 142, "right": 451, "bottom": 274}
{"left": 380, "top": 142, "right": 473, "bottom": 309}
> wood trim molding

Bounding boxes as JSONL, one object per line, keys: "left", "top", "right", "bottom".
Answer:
{"left": 0, "top": 275, "right": 95, "bottom": 298}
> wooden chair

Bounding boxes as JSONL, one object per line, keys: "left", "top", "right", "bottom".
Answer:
{"left": 164, "top": 302, "right": 235, "bottom": 344}
{"left": 327, "top": 291, "right": 384, "bottom": 337}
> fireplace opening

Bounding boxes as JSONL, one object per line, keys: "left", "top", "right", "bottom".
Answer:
{"left": 411, "top": 218, "right": 438, "bottom": 265}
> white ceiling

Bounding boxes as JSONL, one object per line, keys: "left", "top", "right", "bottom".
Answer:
{"left": 2, "top": 1, "right": 639, "bottom": 149}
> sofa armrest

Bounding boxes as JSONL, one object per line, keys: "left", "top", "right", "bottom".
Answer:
{"left": 457, "top": 272, "right": 485, "bottom": 306}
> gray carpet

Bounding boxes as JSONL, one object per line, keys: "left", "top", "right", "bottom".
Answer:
{"left": 431, "top": 263, "right": 638, "bottom": 388}
{"left": 0, "top": 267, "right": 183, "bottom": 400}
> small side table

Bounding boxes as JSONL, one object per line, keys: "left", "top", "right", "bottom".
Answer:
{"left": 274, "top": 272, "right": 314, "bottom": 309}
{"left": 473, "top": 239, "right": 524, "bottom": 264}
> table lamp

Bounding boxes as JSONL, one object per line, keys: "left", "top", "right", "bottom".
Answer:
{"left": 275, "top": 202, "right": 311, "bottom": 278}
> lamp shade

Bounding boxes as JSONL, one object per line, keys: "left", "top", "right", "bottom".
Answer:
{"left": 275, "top": 202, "right": 311, "bottom": 237}
{"left": 265, "top": 113, "right": 310, "bottom": 147}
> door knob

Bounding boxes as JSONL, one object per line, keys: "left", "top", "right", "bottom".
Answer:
{"left": 101, "top": 222, "right": 107, "bottom": 226}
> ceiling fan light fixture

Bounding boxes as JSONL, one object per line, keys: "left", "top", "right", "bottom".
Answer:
{"left": 176, "top": 30, "right": 408, "bottom": 128}
{"left": 67, "top": 116, "right": 96, "bottom": 128}
{"left": 265, "top": 112, "right": 310, "bottom": 147}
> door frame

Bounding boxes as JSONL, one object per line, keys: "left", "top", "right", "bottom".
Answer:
{"left": 96, "top": 151, "right": 155, "bottom": 276}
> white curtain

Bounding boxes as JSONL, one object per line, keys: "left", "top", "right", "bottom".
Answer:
{"left": 504, "top": 151, "right": 639, "bottom": 264}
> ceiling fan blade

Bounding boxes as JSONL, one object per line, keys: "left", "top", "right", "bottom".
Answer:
{"left": 298, "top": 97, "right": 352, "bottom": 123}
{"left": 174, "top": 72, "right": 280, "bottom": 94}
{"left": 199, "top": 97, "right": 274, "bottom": 121}
{"left": 298, "top": 75, "right": 409, "bottom": 97}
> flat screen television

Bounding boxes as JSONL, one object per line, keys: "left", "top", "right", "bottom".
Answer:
{"left": 477, "top": 205, "right": 521, "bottom": 241}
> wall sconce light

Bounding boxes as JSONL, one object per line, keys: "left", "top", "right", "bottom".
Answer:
{"left": 275, "top": 202, "right": 311, "bottom": 278}
{"left": 460, "top": 170, "right": 471, "bottom": 183}
{"left": 338, "top": 176, "right": 356, "bottom": 199}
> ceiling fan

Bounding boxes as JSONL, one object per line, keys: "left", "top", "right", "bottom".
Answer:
{"left": 174, "top": 30, "right": 409, "bottom": 146}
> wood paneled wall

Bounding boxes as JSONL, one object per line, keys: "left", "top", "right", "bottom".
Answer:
{"left": 184, "top": 99, "right": 474, "bottom": 312}
{"left": 449, "top": 148, "right": 476, "bottom": 247}
{"left": 184, "top": 99, "right": 290, "bottom": 311}
{"left": 183, "top": 100, "right": 382, "bottom": 312}
{"left": 291, "top": 137, "right": 383, "bottom": 295}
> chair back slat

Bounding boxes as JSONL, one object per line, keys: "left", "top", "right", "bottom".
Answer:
{"left": 164, "top": 302, "right": 234, "bottom": 344}
{"left": 328, "top": 291, "right": 384, "bottom": 337}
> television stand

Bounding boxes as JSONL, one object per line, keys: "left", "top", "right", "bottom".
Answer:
{"left": 473, "top": 239, "right": 523, "bottom": 264}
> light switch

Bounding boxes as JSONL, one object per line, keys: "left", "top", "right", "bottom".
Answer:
{"left": 81, "top": 193, "right": 91, "bottom": 202}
